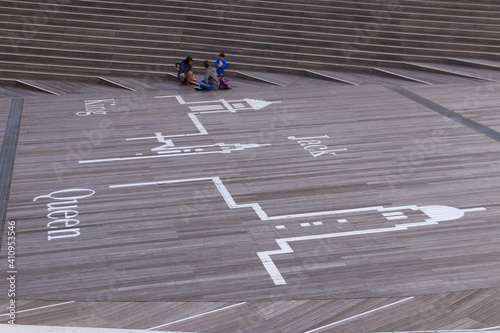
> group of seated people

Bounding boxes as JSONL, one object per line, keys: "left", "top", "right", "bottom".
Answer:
{"left": 176, "top": 53, "right": 227, "bottom": 91}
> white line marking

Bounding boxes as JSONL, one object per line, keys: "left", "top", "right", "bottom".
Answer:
{"left": 111, "top": 177, "right": 212, "bottom": 188}
{"left": 154, "top": 95, "right": 224, "bottom": 105}
{"left": 303, "top": 297, "right": 414, "bottom": 333}
{"left": 192, "top": 109, "right": 231, "bottom": 114}
{"left": 110, "top": 177, "right": 485, "bottom": 223}
{"left": 16, "top": 80, "right": 61, "bottom": 95}
{"left": 386, "top": 215, "right": 408, "bottom": 221}
{"left": 220, "top": 99, "right": 236, "bottom": 112}
{"left": 478, "top": 325, "right": 500, "bottom": 331}
{"left": 79, "top": 150, "right": 226, "bottom": 164}
{"left": 0, "top": 301, "right": 75, "bottom": 317}
{"left": 109, "top": 177, "right": 486, "bottom": 285}
{"left": 126, "top": 113, "right": 207, "bottom": 141}
{"left": 188, "top": 113, "right": 208, "bottom": 135}
{"left": 127, "top": 137, "right": 157, "bottom": 141}
{"left": 463, "top": 207, "right": 487, "bottom": 213}
{"left": 189, "top": 105, "right": 225, "bottom": 112}
{"left": 110, "top": 177, "right": 386, "bottom": 221}
{"left": 145, "top": 302, "right": 246, "bottom": 331}
{"left": 154, "top": 95, "right": 186, "bottom": 104}
{"left": 382, "top": 212, "right": 404, "bottom": 217}
{"left": 98, "top": 77, "right": 137, "bottom": 92}
{"left": 127, "top": 133, "right": 201, "bottom": 140}
{"left": 258, "top": 226, "right": 409, "bottom": 285}
{"left": 82, "top": 143, "right": 268, "bottom": 164}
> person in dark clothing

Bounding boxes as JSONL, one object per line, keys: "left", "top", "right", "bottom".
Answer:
{"left": 198, "top": 60, "right": 219, "bottom": 91}
{"left": 176, "top": 56, "right": 193, "bottom": 85}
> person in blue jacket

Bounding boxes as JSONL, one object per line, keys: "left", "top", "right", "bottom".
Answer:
{"left": 215, "top": 53, "right": 227, "bottom": 76}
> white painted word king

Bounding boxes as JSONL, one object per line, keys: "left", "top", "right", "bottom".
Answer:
{"left": 78, "top": 99, "right": 116, "bottom": 116}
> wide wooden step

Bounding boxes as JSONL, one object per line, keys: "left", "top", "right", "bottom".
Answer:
{"left": 1, "top": 0, "right": 498, "bottom": 80}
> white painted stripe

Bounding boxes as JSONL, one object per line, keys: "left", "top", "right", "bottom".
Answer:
{"left": 193, "top": 109, "right": 233, "bottom": 114}
{"left": 303, "top": 297, "right": 414, "bottom": 333}
{"left": 257, "top": 225, "right": 409, "bottom": 285}
{"left": 463, "top": 207, "right": 487, "bottom": 213}
{"left": 154, "top": 95, "right": 186, "bottom": 104}
{"left": 0, "top": 324, "right": 197, "bottom": 333}
{"left": 109, "top": 177, "right": 484, "bottom": 224}
{"left": 108, "top": 177, "right": 486, "bottom": 285}
{"left": 373, "top": 68, "right": 434, "bottom": 85}
{"left": 110, "top": 177, "right": 213, "bottom": 189}
{"left": 126, "top": 113, "right": 207, "bottom": 141}
{"left": 382, "top": 212, "right": 404, "bottom": 217}
{"left": 386, "top": 215, "right": 408, "bottom": 221}
{"left": 211, "top": 177, "right": 269, "bottom": 220}
{"left": 375, "top": 329, "right": 500, "bottom": 333}
{"left": 145, "top": 302, "right": 246, "bottom": 331}
{"left": 188, "top": 113, "right": 208, "bottom": 135}
{"left": 16, "top": 80, "right": 61, "bottom": 95}
{"left": 264, "top": 206, "right": 388, "bottom": 220}
{"left": 127, "top": 136, "right": 160, "bottom": 141}
{"left": 407, "top": 63, "right": 498, "bottom": 82}
{"left": 0, "top": 301, "right": 75, "bottom": 317}
{"left": 126, "top": 133, "right": 204, "bottom": 140}
{"left": 98, "top": 77, "right": 137, "bottom": 92}
{"left": 478, "top": 326, "right": 500, "bottom": 331}
{"left": 189, "top": 105, "right": 224, "bottom": 112}
{"left": 220, "top": 99, "right": 236, "bottom": 112}
{"left": 79, "top": 150, "right": 223, "bottom": 164}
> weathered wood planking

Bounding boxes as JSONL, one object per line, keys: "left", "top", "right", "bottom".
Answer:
{"left": 406, "top": 82, "right": 500, "bottom": 133}
{"left": 0, "top": 83, "right": 498, "bottom": 303}
{"left": 1, "top": 289, "right": 500, "bottom": 331}
{"left": 0, "top": 84, "right": 47, "bottom": 98}
{"left": 0, "top": 82, "right": 499, "bottom": 332}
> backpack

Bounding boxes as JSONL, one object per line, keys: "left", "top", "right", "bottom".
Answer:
{"left": 219, "top": 77, "right": 231, "bottom": 90}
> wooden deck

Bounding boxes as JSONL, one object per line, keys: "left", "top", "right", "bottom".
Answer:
{"left": 0, "top": 80, "right": 499, "bottom": 331}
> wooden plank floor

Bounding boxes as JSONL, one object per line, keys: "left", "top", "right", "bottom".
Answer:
{"left": 0, "top": 82, "right": 499, "bottom": 331}
{"left": 406, "top": 82, "right": 500, "bottom": 132}
{"left": 0, "top": 83, "right": 48, "bottom": 98}
{"left": 1, "top": 289, "right": 500, "bottom": 331}
{"left": 378, "top": 67, "right": 483, "bottom": 85}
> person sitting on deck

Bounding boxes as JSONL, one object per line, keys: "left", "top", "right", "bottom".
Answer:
{"left": 176, "top": 56, "right": 193, "bottom": 85}
{"left": 198, "top": 60, "right": 220, "bottom": 91}
{"left": 215, "top": 53, "right": 227, "bottom": 76}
